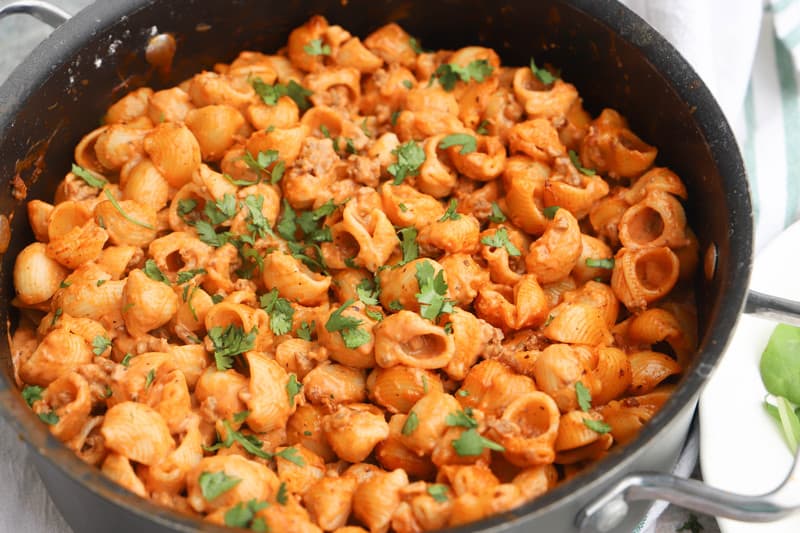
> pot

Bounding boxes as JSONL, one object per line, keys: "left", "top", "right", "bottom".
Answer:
{"left": 0, "top": 1, "right": 798, "bottom": 532}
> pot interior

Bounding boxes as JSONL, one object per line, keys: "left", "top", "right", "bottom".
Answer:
{"left": 0, "top": 0, "right": 751, "bottom": 531}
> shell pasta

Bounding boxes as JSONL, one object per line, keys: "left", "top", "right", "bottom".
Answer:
{"left": 11, "top": 16, "right": 697, "bottom": 532}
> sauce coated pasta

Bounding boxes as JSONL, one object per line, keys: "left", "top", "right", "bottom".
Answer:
{"left": 11, "top": 16, "right": 698, "bottom": 532}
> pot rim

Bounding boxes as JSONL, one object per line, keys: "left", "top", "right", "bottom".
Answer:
{"left": 0, "top": 0, "right": 753, "bottom": 531}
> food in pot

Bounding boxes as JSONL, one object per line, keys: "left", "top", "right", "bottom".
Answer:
{"left": 10, "top": 15, "right": 698, "bottom": 532}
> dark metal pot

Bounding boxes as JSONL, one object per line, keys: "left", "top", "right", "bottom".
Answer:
{"left": 1, "top": 1, "right": 799, "bottom": 532}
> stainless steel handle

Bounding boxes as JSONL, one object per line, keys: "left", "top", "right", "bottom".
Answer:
{"left": 0, "top": 0, "right": 70, "bottom": 27}
{"left": 744, "top": 290, "right": 800, "bottom": 327}
{"left": 577, "top": 445, "right": 800, "bottom": 532}
{"left": 578, "top": 289, "right": 800, "bottom": 531}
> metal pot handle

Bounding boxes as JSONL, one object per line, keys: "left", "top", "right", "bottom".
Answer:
{"left": 0, "top": 1, "right": 70, "bottom": 27}
{"left": 578, "top": 289, "right": 800, "bottom": 532}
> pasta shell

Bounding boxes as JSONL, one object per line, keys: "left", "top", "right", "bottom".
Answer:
{"left": 101, "top": 401, "right": 174, "bottom": 466}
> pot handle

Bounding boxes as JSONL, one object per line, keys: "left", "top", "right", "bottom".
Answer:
{"left": 576, "top": 445, "right": 800, "bottom": 532}
{"left": 578, "top": 290, "right": 800, "bottom": 532}
{"left": 0, "top": 1, "right": 70, "bottom": 28}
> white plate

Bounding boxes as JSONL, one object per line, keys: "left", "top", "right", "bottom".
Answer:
{"left": 699, "top": 220, "right": 800, "bottom": 533}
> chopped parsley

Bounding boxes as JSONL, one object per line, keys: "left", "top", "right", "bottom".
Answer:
{"left": 397, "top": 227, "right": 419, "bottom": 265}
{"left": 241, "top": 150, "right": 285, "bottom": 185}
{"left": 480, "top": 227, "right": 521, "bottom": 256}
{"left": 585, "top": 258, "right": 615, "bottom": 269}
{"left": 38, "top": 411, "right": 59, "bottom": 425}
{"left": 276, "top": 482, "right": 289, "bottom": 505}
{"left": 103, "top": 189, "right": 154, "bottom": 229}
{"left": 388, "top": 141, "right": 425, "bottom": 185}
{"left": 274, "top": 446, "right": 305, "bottom": 466}
{"left": 388, "top": 300, "right": 404, "bottom": 311}
{"left": 575, "top": 382, "right": 592, "bottom": 412}
{"left": 488, "top": 202, "right": 507, "bottom": 223}
{"left": 433, "top": 60, "right": 494, "bottom": 91}
{"left": 427, "top": 484, "right": 449, "bottom": 503}
{"left": 96, "top": 279, "right": 106, "bottom": 287}
{"left": 415, "top": 261, "right": 454, "bottom": 321}
{"left": 286, "top": 374, "right": 302, "bottom": 405}
{"left": 569, "top": 149, "right": 596, "bottom": 176}
{"left": 476, "top": 119, "right": 490, "bottom": 135}
{"left": 144, "top": 369, "right": 156, "bottom": 390}
{"left": 409, "top": 37, "right": 429, "bottom": 54}
{"left": 402, "top": 79, "right": 413, "bottom": 89}
{"left": 325, "top": 299, "right": 370, "bottom": 349}
{"left": 446, "top": 409, "right": 479, "bottom": 429}
{"left": 356, "top": 277, "right": 380, "bottom": 306}
{"left": 176, "top": 268, "right": 207, "bottom": 284}
{"left": 402, "top": 411, "right": 419, "bottom": 435}
{"left": 233, "top": 410, "right": 251, "bottom": 424}
{"left": 22, "top": 385, "right": 43, "bottom": 407}
{"left": 260, "top": 289, "right": 295, "bottom": 336}
{"left": 250, "top": 77, "right": 313, "bottom": 111}
{"left": 59, "top": 280, "right": 72, "bottom": 289}
{"left": 71, "top": 163, "right": 107, "bottom": 188}
{"left": 92, "top": 335, "right": 111, "bottom": 356}
{"left": 199, "top": 471, "right": 241, "bottom": 501}
{"left": 438, "top": 199, "right": 461, "bottom": 221}
{"left": 296, "top": 320, "right": 314, "bottom": 341}
{"left": 451, "top": 428, "right": 505, "bottom": 456}
{"left": 120, "top": 353, "right": 133, "bottom": 367}
{"left": 543, "top": 205, "right": 560, "bottom": 219}
{"left": 390, "top": 110, "right": 401, "bottom": 127}
{"left": 143, "top": 259, "right": 170, "bottom": 285}
{"left": 530, "top": 57, "right": 556, "bottom": 85}
{"left": 209, "top": 325, "right": 258, "bottom": 370}
{"left": 224, "top": 499, "right": 268, "bottom": 530}
{"left": 304, "top": 38, "right": 330, "bottom": 56}
{"left": 583, "top": 418, "right": 612, "bottom": 434}
{"left": 438, "top": 133, "right": 476, "bottom": 155}
{"left": 50, "top": 308, "right": 62, "bottom": 327}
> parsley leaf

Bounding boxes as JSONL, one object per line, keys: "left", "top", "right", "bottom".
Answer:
{"left": 72, "top": 163, "right": 107, "bottom": 188}
{"left": 438, "top": 133, "right": 477, "bottom": 154}
{"left": 260, "top": 289, "right": 294, "bottom": 336}
{"left": 402, "top": 411, "right": 419, "bottom": 435}
{"left": 296, "top": 320, "right": 314, "bottom": 341}
{"left": 276, "top": 199, "right": 297, "bottom": 241}
{"left": 397, "top": 227, "right": 419, "bottom": 265}
{"left": 199, "top": 471, "right": 241, "bottom": 501}
{"left": 427, "top": 484, "right": 449, "bottom": 503}
{"left": 233, "top": 410, "right": 251, "bottom": 424}
{"left": 304, "top": 38, "right": 331, "bottom": 56}
{"left": 409, "top": 37, "right": 429, "bottom": 54}
{"left": 276, "top": 482, "right": 289, "bottom": 505}
{"left": 388, "top": 141, "right": 425, "bottom": 185}
{"left": 480, "top": 227, "right": 521, "bottom": 256}
{"left": 388, "top": 300, "right": 403, "bottom": 311}
{"left": 438, "top": 199, "right": 461, "bottom": 221}
{"left": 144, "top": 369, "right": 156, "bottom": 390}
{"left": 120, "top": 353, "right": 133, "bottom": 366}
{"left": 476, "top": 119, "right": 490, "bottom": 135}
{"left": 575, "top": 382, "right": 592, "bottom": 412}
{"left": 224, "top": 499, "right": 268, "bottom": 529}
{"left": 325, "top": 299, "right": 370, "bottom": 349}
{"left": 585, "top": 258, "right": 614, "bottom": 269}
{"left": 415, "top": 261, "right": 454, "bottom": 321}
{"left": 569, "top": 149, "right": 596, "bottom": 176}
{"left": 286, "top": 374, "right": 302, "bottom": 406}
{"left": 445, "top": 409, "right": 479, "bottom": 429}
{"left": 488, "top": 202, "right": 507, "bottom": 223}
{"left": 433, "top": 60, "right": 494, "bottom": 91}
{"left": 177, "top": 198, "right": 197, "bottom": 220}
{"left": 143, "top": 259, "right": 170, "bottom": 285}
{"left": 22, "top": 385, "right": 43, "bottom": 407}
{"left": 176, "top": 268, "right": 207, "bottom": 284}
{"left": 242, "top": 149, "right": 285, "bottom": 184}
{"left": 38, "top": 411, "right": 59, "bottom": 425}
{"left": 451, "top": 428, "right": 505, "bottom": 456}
{"left": 209, "top": 325, "right": 258, "bottom": 370}
{"left": 274, "top": 446, "right": 306, "bottom": 466}
{"left": 543, "top": 205, "right": 560, "bottom": 220}
{"left": 390, "top": 110, "right": 400, "bottom": 127}
{"left": 195, "top": 220, "right": 232, "bottom": 248}
{"left": 584, "top": 418, "right": 612, "bottom": 434}
{"left": 530, "top": 57, "right": 556, "bottom": 85}
{"left": 92, "top": 335, "right": 111, "bottom": 356}
{"left": 204, "top": 193, "right": 237, "bottom": 225}
{"left": 50, "top": 308, "right": 62, "bottom": 327}
{"left": 103, "top": 189, "right": 153, "bottom": 229}
{"left": 356, "top": 277, "right": 380, "bottom": 306}
{"left": 250, "top": 77, "right": 313, "bottom": 111}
